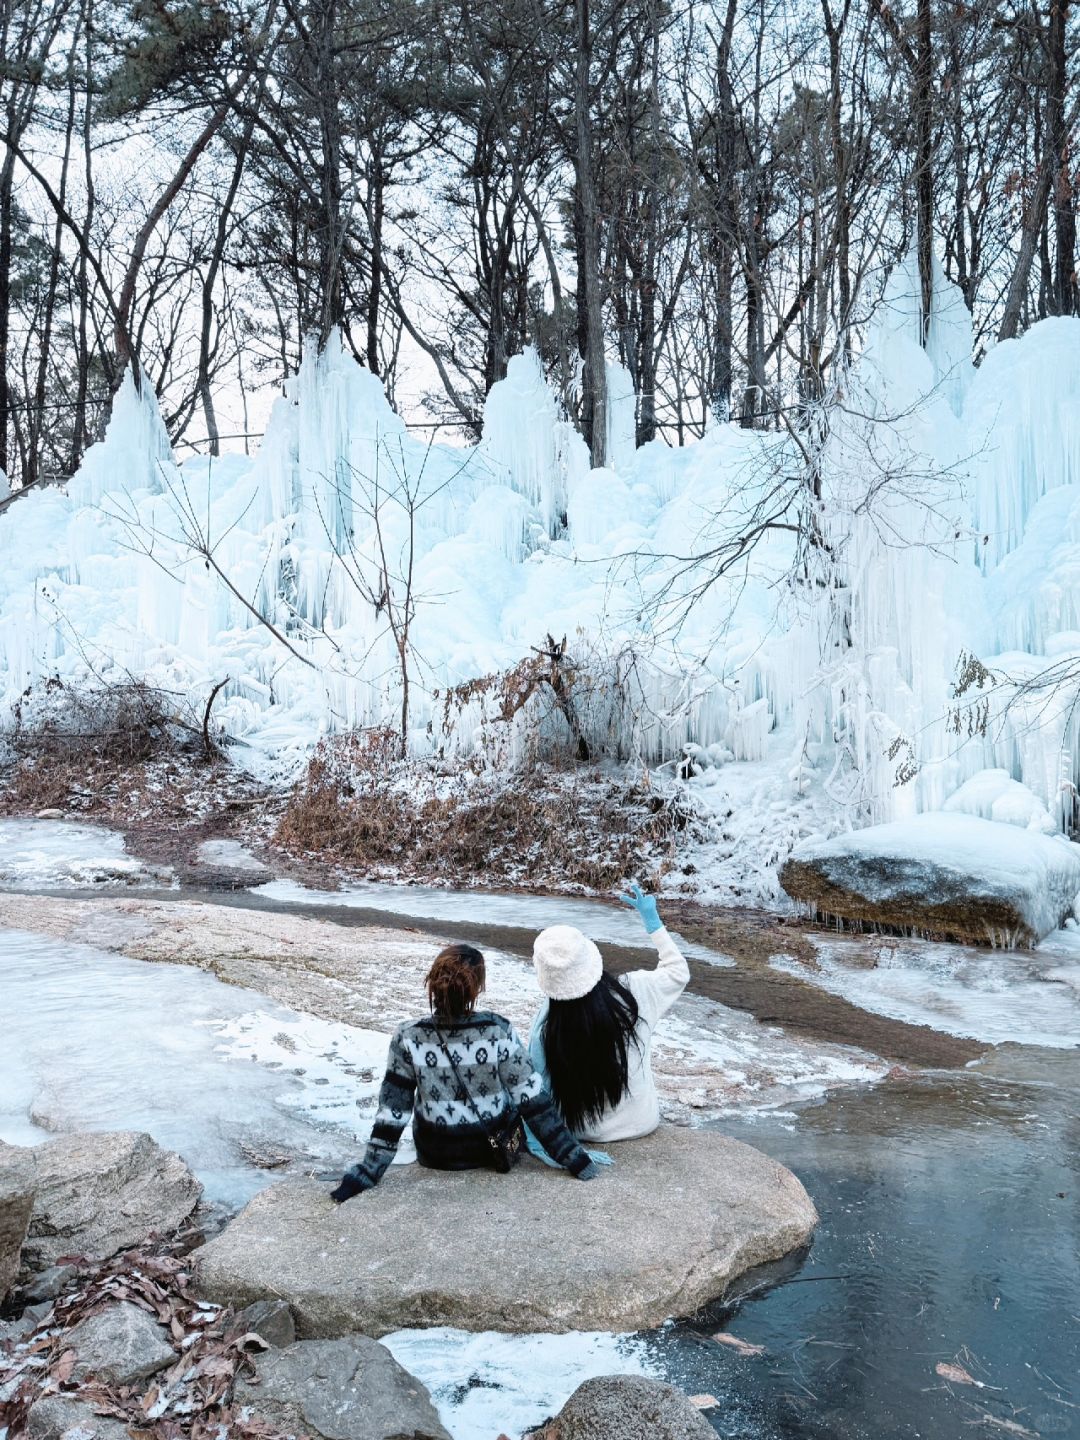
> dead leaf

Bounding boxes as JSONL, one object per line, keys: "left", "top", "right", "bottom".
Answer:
{"left": 55, "top": 1348, "right": 77, "bottom": 1383}
{"left": 689, "top": 1393, "right": 719, "bottom": 1409}
{"left": 232, "top": 1331, "right": 271, "bottom": 1352}
{"left": 936, "top": 1361, "right": 983, "bottom": 1387}
{"left": 712, "top": 1333, "right": 766, "bottom": 1357}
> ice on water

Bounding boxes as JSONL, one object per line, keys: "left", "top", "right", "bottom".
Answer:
{"left": 773, "top": 938, "right": 1080, "bottom": 1048}
{"left": 254, "top": 876, "right": 732, "bottom": 961}
{"left": 0, "top": 928, "right": 395, "bottom": 1207}
{"left": 383, "top": 1327, "right": 659, "bottom": 1440}
{"left": 0, "top": 817, "right": 165, "bottom": 889}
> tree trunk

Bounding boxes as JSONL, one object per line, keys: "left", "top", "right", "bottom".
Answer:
{"left": 915, "top": 0, "right": 934, "bottom": 342}
{"left": 1049, "top": 0, "right": 1077, "bottom": 315}
{"left": 574, "top": 0, "right": 607, "bottom": 467}
{"left": 366, "top": 154, "right": 384, "bottom": 374}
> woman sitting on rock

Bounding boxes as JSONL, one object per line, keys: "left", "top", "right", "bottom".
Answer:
{"left": 526, "top": 883, "right": 690, "bottom": 1145}
{"left": 330, "top": 943, "right": 598, "bottom": 1201}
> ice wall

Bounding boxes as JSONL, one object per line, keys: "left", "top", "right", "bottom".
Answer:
{"left": 2, "top": 296, "right": 1080, "bottom": 834}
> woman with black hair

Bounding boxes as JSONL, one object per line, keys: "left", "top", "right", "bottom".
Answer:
{"left": 330, "top": 943, "right": 597, "bottom": 1202}
{"left": 528, "top": 884, "right": 690, "bottom": 1142}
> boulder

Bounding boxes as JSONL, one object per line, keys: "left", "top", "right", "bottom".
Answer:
{"left": 780, "top": 813, "right": 1080, "bottom": 947}
{"left": 26, "top": 1395, "right": 133, "bottom": 1440}
{"left": 194, "top": 1128, "right": 816, "bottom": 1336}
{"left": 232, "top": 1335, "right": 451, "bottom": 1440}
{"left": 64, "top": 1301, "right": 175, "bottom": 1386}
{"left": 0, "top": 1131, "right": 202, "bottom": 1271}
{"left": 0, "top": 1168, "right": 35, "bottom": 1301}
{"left": 529, "top": 1375, "right": 715, "bottom": 1440}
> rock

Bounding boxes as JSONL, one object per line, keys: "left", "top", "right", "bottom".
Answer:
{"left": 529, "top": 1375, "right": 716, "bottom": 1440}
{"left": 234, "top": 1297, "right": 296, "bottom": 1348}
{"left": 0, "top": 1131, "right": 202, "bottom": 1271}
{"left": 780, "top": 812, "right": 1080, "bottom": 947}
{"left": 232, "top": 1335, "right": 451, "bottom": 1440}
{"left": 64, "top": 1301, "right": 175, "bottom": 1386}
{"left": 195, "top": 1128, "right": 817, "bottom": 1336}
{"left": 34, "top": 809, "right": 65, "bottom": 820}
{"left": 0, "top": 1314, "right": 37, "bottom": 1347}
{"left": 26, "top": 1394, "right": 133, "bottom": 1440}
{"left": 20, "top": 1262, "right": 79, "bottom": 1303}
{"left": 0, "top": 1168, "right": 35, "bottom": 1301}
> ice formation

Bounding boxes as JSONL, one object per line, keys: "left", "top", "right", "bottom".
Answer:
{"left": 3, "top": 254, "right": 1080, "bottom": 845}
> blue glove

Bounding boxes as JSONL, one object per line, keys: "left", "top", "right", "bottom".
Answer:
{"left": 617, "top": 881, "right": 663, "bottom": 934}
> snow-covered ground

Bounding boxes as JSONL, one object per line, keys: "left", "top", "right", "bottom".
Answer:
{"left": 0, "top": 817, "right": 168, "bottom": 889}
{"left": 773, "top": 938, "right": 1080, "bottom": 1048}
{"left": 4, "top": 261, "right": 1080, "bottom": 902}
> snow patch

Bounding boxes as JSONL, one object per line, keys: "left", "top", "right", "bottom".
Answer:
{"left": 382, "top": 1327, "right": 659, "bottom": 1440}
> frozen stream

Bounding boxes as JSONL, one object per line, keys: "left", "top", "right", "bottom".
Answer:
{"left": 0, "top": 928, "right": 407, "bottom": 1209}
{"left": 254, "top": 875, "right": 732, "bottom": 961}
{"left": 2, "top": 820, "right": 1078, "bottom": 1437}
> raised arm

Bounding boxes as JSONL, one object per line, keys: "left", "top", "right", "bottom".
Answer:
{"left": 331, "top": 1025, "right": 417, "bottom": 1202}
{"left": 498, "top": 1031, "right": 597, "bottom": 1179}
{"left": 617, "top": 882, "right": 690, "bottom": 1023}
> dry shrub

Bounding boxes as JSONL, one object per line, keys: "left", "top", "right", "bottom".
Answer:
{"left": 276, "top": 730, "right": 701, "bottom": 891}
{"left": 1, "top": 678, "right": 210, "bottom": 815}
{"left": 9, "top": 677, "right": 180, "bottom": 763}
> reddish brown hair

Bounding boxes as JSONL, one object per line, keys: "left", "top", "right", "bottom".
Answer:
{"left": 426, "top": 944, "right": 486, "bottom": 1017}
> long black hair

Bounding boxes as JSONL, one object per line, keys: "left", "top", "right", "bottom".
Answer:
{"left": 542, "top": 971, "right": 641, "bottom": 1133}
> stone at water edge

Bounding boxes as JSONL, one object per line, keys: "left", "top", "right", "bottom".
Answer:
{"left": 231, "top": 1335, "right": 452, "bottom": 1440}
{"left": 780, "top": 812, "right": 1080, "bottom": 947}
{"left": 527, "top": 1375, "right": 716, "bottom": 1440}
{"left": 193, "top": 1127, "right": 817, "bottom": 1337}
{"left": 63, "top": 1301, "right": 176, "bottom": 1386}
{"left": 0, "top": 1131, "right": 201, "bottom": 1271}
{"left": 0, "top": 1169, "right": 35, "bottom": 1302}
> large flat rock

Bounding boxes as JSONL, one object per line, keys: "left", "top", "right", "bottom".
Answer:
{"left": 194, "top": 1128, "right": 817, "bottom": 1336}
{"left": 780, "top": 813, "right": 1080, "bottom": 946}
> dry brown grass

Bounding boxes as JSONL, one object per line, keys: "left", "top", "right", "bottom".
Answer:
{"left": 276, "top": 730, "right": 701, "bottom": 892}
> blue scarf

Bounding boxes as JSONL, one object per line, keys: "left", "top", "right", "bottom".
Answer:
{"left": 522, "top": 1006, "right": 614, "bottom": 1168}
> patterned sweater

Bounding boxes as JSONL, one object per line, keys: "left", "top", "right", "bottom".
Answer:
{"left": 343, "top": 1010, "right": 594, "bottom": 1189}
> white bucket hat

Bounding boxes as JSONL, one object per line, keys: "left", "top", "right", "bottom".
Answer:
{"left": 532, "top": 924, "right": 604, "bottom": 1001}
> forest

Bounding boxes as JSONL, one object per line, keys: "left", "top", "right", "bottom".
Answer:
{"left": 2, "top": 0, "right": 1077, "bottom": 490}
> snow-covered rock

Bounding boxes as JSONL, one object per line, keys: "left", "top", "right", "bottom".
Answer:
{"left": 0, "top": 1131, "right": 201, "bottom": 1270}
{"left": 193, "top": 1128, "right": 817, "bottom": 1337}
{"left": 943, "top": 769, "right": 1056, "bottom": 832}
{"left": 232, "top": 1335, "right": 451, "bottom": 1440}
{"left": 780, "top": 813, "right": 1080, "bottom": 946}
{"left": 529, "top": 1374, "right": 715, "bottom": 1440}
